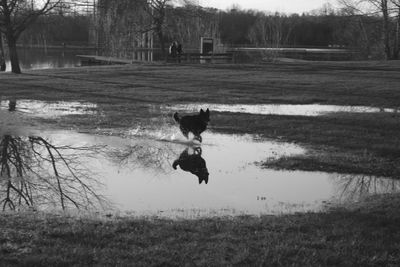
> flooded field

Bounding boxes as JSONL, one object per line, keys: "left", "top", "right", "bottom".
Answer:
{"left": 4, "top": 100, "right": 397, "bottom": 119}
{"left": 0, "top": 99, "right": 98, "bottom": 117}
{"left": 1, "top": 99, "right": 399, "bottom": 218}
{"left": 3, "top": 47, "right": 96, "bottom": 72}
{"left": 164, "top": 103, "right": 398, "bottom": 116}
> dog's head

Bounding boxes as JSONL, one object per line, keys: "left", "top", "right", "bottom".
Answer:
{"left": 199, "top": 108, "right": 210, "bottom": 123}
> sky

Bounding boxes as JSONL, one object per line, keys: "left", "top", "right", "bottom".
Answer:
{"left": 198, "top": 0, "right": 335, "bottom": 14}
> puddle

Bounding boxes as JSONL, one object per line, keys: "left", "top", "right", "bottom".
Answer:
{"left": 163, "top": 103, "right": 398, "bottom": 116}
{"left": 1, "top": 124, "right": 399, "bottom": 218}
{"left": 1, "top": 99, "right": 399, "bottom": 217}
{"left": 0, "top": 99, "right": 98, "bottom": 117}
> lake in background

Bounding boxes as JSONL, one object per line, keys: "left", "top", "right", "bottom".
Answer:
{"left": 4, "top": 47, "right": 96, "bottom": 72}
{"left": 1, "top": 46, "right": 355, "bottom": 72}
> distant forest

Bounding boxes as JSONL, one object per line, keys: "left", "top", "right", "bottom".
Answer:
{"left": 16, "top": 0, "right": 400, "bottom": 60}
{"left": 19, "top": 15, "right": 91, "bottom": 47}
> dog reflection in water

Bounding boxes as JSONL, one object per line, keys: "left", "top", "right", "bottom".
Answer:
{"left": 172, "top": 147, "right": 209, "bottom": 184}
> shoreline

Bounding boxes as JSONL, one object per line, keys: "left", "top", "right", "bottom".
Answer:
{"left": 1, "top": 193, "right": 399, "bottom": 265}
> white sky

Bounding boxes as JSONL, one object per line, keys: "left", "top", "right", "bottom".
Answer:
{"left": 198, "top": 0, "right": 335, "bottom": 14}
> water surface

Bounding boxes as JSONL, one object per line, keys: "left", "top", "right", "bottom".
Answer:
{"left": 1, "top": 99, "right": 399, "bottom": 218}
{"left": 165, "top": 103, "right": 398, "bottom": 116}
{"left": 0, "top": 99, "right": 98, "bottom": 117}
{"left": 2, "top": 124, "right": 399, "bottom": 218}
{"left": 3, "top": 47, "right": 95, "bottom": 72}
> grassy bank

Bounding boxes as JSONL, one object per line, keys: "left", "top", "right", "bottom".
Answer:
{"left": 2, "top": 61, "right": 400, "bottom": 107}
{"left": 1, "top": 194, "right": 400, "bottom": 266}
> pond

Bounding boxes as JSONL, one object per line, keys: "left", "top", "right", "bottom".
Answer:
{"left": 3, "top": 47, "right": 96, "bottom": 72}
{"left": 1, "top": 99, "right": 399, "bottom": 218}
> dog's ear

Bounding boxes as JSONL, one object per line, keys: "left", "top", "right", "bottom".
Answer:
{"left": 205, "top": 108, "right": 210, "bottom": 119}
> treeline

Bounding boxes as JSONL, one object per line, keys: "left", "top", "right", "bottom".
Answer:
{"left": 15, "top": 0, "right": 400, "bottom": 60}
{"left": 97, "top": 0, "right": 220, "bottom": 59}
{"left": 218, "top": 8, "right": 394, "bottom": 59}
{"left": 18, "top": 14, "right": 91, "bottom": 47}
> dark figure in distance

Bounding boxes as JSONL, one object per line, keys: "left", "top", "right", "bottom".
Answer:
{"left": 169, "top": 41, "right": 178, "bottom": 59}
{"left": 174, "top": 108, "right": 210, "bottom": 142}
{"left": 0, "top": 56, "right": 5, "bottom": 72}
{"left": 8, "top": 100, "right": 16, "bottom": 111}
{"left": 173, "top": 147, "right": 209, "bottom": 184}
{"left": 177, "top": 42, "right": 183, "bottom": 62}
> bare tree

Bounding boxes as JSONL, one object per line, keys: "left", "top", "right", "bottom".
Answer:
{"left": 168, "top": 4, "right": 220, "bottom": 50}
{"left": 339, "top": 0, "right": 400, "bottom": 59}
{"left": 248, "top": 12, "right": 293, "bottom": 48}
{"left": 391, "top": 0, "right": 400, "bottom": 58}
{"left": 145, "top": 0, "right": 171, "bottom": 56}
{"left": 0, "top": 133, "right": 107, "bottom": 211}
{"left": 0, "top": 99, "right": 107, "bottom": 211}
{"left": 0, "top": 0, "right": 63, "bottom": 73}
{"left": 0, "top": 32, "right": 5, "bottom": 71}
{"left": 109, "top": 142, "right": 176, "bottom": 174}
{"left": 333, "top": 174, "right": 400, "bottom": 201}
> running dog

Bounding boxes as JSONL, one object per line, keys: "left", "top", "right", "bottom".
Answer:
{"left": 172, "top": 147, "right": 209, "bottom": 184}
{"left": 173, "top": 108, "right": 210, "bottom": 142}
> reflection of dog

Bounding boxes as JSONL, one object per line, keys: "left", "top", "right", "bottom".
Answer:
{"left": 172, "top": 147, "right": 209, "bottom": 184}
{"left": 173, "top": 109, "right": 210, "bottom": 142}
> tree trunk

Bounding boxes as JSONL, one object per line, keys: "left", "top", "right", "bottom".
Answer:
{"left": 6, "top": 35, "right": 21, "bottom": 74}
{"left": 0, "top": 33, "right": 6, "bottom": 71}
{"left": 381, "top": 0, "right": 392, "bottom": 59}
{"left": 358, "top": 16, "right": 371, "bottom": 58}
{"left": 156, "top": 26, "right": 167, "bottom": 60}
{"left": 394, "top": 6, "right": 400, "bottom": 59}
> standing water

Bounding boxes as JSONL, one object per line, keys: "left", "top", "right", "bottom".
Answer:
{"left": 1, "top": 100, "right": 399, "bottom": 218}
{"left": 3, "top": 47, "right": 95, "bottom": 72}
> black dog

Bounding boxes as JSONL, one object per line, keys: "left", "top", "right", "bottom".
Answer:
{"left": 173, "top": 108, "right": 210, "bottom": 142}
{"left": 172, "top": 147, "right": 209, "bottom": 184}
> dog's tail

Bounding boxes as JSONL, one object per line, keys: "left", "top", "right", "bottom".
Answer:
{"left": 173, "top": 112, "right": 180, "bottom": 123}
{"left": 172, "top": 160, "right": 179, "bottom": 170}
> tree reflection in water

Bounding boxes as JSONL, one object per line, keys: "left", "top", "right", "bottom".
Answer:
{"left": 109, "top": 142, "right": 177, "bottom": 174}
{"left": 0, "top": 133, "right": 107, "bottom": 211}
{"left": 109, "top": 142, "right": 210, "bottom": 185}
{"left": 334, "top": 174, "right": 400, "bottom": 201}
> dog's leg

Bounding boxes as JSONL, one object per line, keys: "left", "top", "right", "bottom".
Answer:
{"left": 194, "top": 134, "right": 202, "bottom": 143}
{"left": 194, "top": 147, "right": 202, "bottom": 155}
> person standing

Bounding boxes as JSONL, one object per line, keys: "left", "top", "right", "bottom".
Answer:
{"left": 177, "top": 42, "right": 183, "bottom": 63}
{"left": 169, "top": 41, "right": 178, "bottom": 60}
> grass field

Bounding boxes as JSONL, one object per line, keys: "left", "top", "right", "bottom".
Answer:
{"left": 1, "top": 195, "right": 400, "bottom": 266}
{"left": 1, "top": 60, "right": 399, "bottom": 177}
{"left": 1, "top": 60, "right": 400, "bottom": 265}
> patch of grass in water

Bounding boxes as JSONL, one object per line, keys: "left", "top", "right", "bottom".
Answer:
{"left": 262, "top": 149, "right": 400, "bottom": 178}
{"left": 212, "top": 112, "right": 400, "bottom": 178}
